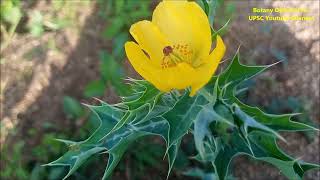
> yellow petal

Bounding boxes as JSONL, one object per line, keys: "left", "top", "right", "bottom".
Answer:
{"left": 129, "top": 20, "right": 169, "bottom": 67}
{"left": 125, "top": 41, "right": 170, "bottom": 91}
{"left": 125, "top": 41, "right": 197, "bottom": 93}
{"left": 190, "top": 36, "right": 226, "bottom": 96}
{"left": 152, "top": 0, "right": 211, "bottom": 63}
{"left": 162, "top": 62, "right": 196, "bottom": 90}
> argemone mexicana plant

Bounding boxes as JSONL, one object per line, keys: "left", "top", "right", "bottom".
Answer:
{"left": 125, "top": 1, "right": 225, "bottom": 96}
{"left": 45, "top": 1, "right": 319, "bottom": 179}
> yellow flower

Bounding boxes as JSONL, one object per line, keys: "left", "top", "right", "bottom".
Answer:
{"left": 125, "top": 0, "right": 226, "bottom": 96}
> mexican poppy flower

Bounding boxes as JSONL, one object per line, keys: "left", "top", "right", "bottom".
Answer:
{"left": 125, "top": 0, "right": 225, "bottom": 96}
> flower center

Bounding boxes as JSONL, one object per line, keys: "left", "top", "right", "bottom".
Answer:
{"left": 161, "top": 44, "right": 193, "bottom": 69}
{"left": 163, "top": 46, "right": 173, "bottom": 56}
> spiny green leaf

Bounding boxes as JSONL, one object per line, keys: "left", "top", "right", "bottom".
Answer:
{"left": 212, "top": 18, "right": 231, "bottom": 39}
{"left": 101, "top": 80, "right": 167, "bottom": 140}
{"left": 194, "top": 103, "right": 234, "bottom": 160}
{"left": 54, "top": 139, "right": 77, "bottom": 146}
{"left": 46, "top": 80, "right": 178, "bottom": 179}
{"left": 208, "top": 51, "right": 276, "bottom": 98}
{"left": 200, "top": 50, "right": 318, "bottom": 179}
{"left": 46, "top": 103, "right": 170, "bottom": 179}
{"left": 48, "top": 47, "right": 319, "bottom": 180}
{"left": 167, "top": 140, "right": 181, "bottom": 179}
{"left": 85, "top": 104, "right": 124, "bottom": 143}
{"left": 212, "top": 51, "right": 316, "bottom": 132}
{"left": 194, "top": 105, "right": 215, "bottom": 160}
{"left": 122, "top": 79, "right": 162, "bottom": 110}
{"left": 101, "top": 117, "right": 170, "bottom": 179}
{"left": 249, "top": 131, "right": 319, "bottom": 179}
{"left": 218, "top": 52, "right": 268, "bottom": 85}
{"left": 163, "top": 92, "right": 207, "bottom": 147}
{"left": 233, "top": 104, "right": 285, "bottom": 141}
{"left": 211, "top": 130, "right": 319, "bottom": 180}
{"left": 232, "top": 97, "right": 317, "bottom": 131}
{"left": 213, "top": 130, "right": 249, "bottom": 179}
{"left": 44, "top": 146, "right": 106, "bottom": 180}
{"left": 44, "top": 103, "right": 124, "bottom": 179}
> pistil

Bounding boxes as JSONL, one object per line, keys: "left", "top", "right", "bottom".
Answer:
{"left": 162, "top": 45, "right": 193, "bottom": 68}
{"left": 169, "top": 52, "right": 184, "bottom": 63}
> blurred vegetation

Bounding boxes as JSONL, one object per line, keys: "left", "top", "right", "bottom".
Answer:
{"left": 1, "top": 0, "right": 165, "bottom": 179}
{"left": 1, "top": 0, "right": 22, "bottom": 52}
{"left": 0, "top": 0, "right": 79, "bottom": 52}
{"left": 82, "top": 0, "right": 153, "bottom": 98}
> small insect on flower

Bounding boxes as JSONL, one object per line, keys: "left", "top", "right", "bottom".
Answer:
{"left": 125, "top": 0, "right": 226, "bottom": 96}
